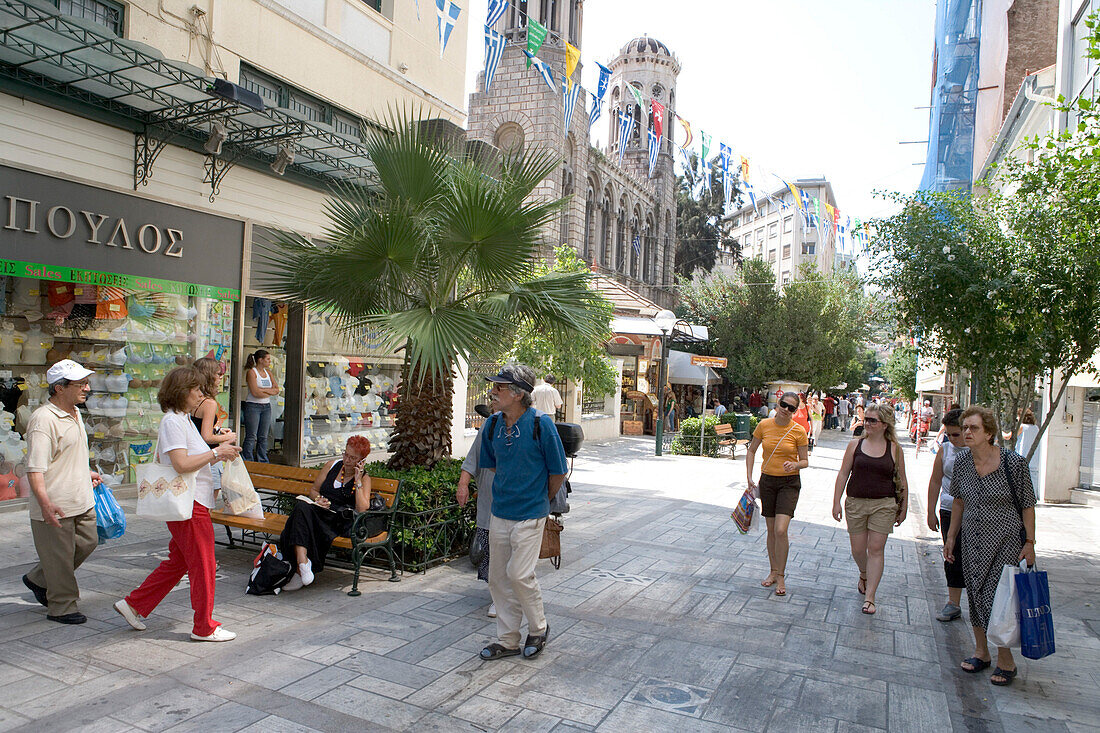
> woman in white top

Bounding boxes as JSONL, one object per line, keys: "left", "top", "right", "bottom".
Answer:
{"left": 115, "top": 367, "right": 241, "bottom": 642}
{"left": 242, "top": 349, "right": 279, "bottom": 462}
{"left": 926, "top": 408, "right": 966, "bottom": 622}
{"left": 1014, "top": 409, "right": 1042, "bottom": 500}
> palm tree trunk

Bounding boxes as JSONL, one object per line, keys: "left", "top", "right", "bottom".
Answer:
{"left": 387, "top": 352, "right": 455, "bottom": 470}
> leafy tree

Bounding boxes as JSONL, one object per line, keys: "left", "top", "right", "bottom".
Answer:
{"left": 676, "top": 259, "right": 872, "bottom": 391}
{"left": 261, "top": 112, "right": 610, "bottom": 469}
{"left": 881, "top": 343, "right": 918, "bottom": 403}
{"left": 674, "top": 153, "right": 738, "bottom": 278}
{"left": 505, "top": 246, "right": 618, "bottom": 396}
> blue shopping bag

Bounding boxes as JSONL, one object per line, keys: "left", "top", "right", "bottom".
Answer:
{"left": 1015, "top": 565, "right": 1055, "bottom": 660}
{"left": 94, "top": 480, "right": 126, "bottom": 542}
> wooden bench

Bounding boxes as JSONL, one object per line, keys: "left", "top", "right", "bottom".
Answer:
{"left": 715, "top": 423, "right": 750, "bottom": 459}
{"left": 210, "top": 461, "right": 403, "bottom": 594}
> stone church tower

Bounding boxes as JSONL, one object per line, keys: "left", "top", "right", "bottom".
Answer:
{"left": 466, "top": 2, "right": 680, "bottom": 306}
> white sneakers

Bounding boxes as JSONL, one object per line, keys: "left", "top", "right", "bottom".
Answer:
{"left": 113, "top": 599, "right": 146, "bottom": 631}
{"left": 191, "top": 627, "right": 236, "bottom": 642}
{"left": 116, "top": 598, "right": 234, "bottom": 641}
{"left": 298, "top": 561, "right": 314, "bottom": 586}
{"left": 487, "top": 602, "right": 497, "bottom": 618}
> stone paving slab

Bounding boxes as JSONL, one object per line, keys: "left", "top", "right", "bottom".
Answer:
{"left": 0, "top": 429, "right": 1096, "bottom": 731}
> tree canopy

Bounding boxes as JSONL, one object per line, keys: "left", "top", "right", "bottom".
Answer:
{"left": 676, "top": 259, "right": 874, "bottom": 391}
{"left": 674, "top": 153, "right": 738, "bottom": 278}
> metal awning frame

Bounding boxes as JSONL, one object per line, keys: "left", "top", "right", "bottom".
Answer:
{"left": 1, "top": 0, "right": 380, "bottom": 199}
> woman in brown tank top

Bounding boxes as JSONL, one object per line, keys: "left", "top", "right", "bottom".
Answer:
{"left": 831, "top": 403, "right": 909, "bottom": 615}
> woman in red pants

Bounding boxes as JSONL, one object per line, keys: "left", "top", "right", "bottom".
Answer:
{"left": 113, "top": 367, "right": 240, "bottom": 641}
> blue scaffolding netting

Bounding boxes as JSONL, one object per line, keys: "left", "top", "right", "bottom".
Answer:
{"left": 920, "top": 0, "right": 982, "bottom": 192}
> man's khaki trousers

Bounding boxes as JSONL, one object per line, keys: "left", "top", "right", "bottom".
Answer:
{"left": 28, "top": 508, "right": 97, "bottom": 617}
{"left": 488, "top": 515, "right": 547, "bottom": 649}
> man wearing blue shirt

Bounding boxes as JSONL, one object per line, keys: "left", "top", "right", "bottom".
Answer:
{"left": 477, "top": 364, "right": 568, "bottom": 661}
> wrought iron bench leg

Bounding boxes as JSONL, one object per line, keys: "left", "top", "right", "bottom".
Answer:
{"left": 385, "top": 544, "right": 400, "bottom": 582}
{"left": 348, "top": 546, "right": 364, "bottom": 597}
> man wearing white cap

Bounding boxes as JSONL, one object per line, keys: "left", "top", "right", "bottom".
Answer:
{"left": 22, "top": 359, "right": 100, "bottom": 624}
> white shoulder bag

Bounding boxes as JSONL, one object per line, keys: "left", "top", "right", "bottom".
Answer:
{"left": 136, "top": 454, "right": 197, "bottom": 522}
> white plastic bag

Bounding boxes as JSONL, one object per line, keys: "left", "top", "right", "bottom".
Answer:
{"left": 219, "top": 458, "right": 263, "bottom": 519}
{"left": 987, "top": 561, "right": 1025, "bottom": 648}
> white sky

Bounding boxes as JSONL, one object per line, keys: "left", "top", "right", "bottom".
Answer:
{"left": 462, "top": 0, "right": 936, "bottom": 221}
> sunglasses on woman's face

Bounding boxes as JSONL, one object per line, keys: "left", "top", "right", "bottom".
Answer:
{"left": 863, "top": 416, "right": 881, "bottom": 425}
{"left": 779, "top": 402, "right": 798, "bottom": 412}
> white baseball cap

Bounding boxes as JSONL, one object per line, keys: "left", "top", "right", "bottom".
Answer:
{"left": 46, "top": 359, "right": 94, "bottom": 385}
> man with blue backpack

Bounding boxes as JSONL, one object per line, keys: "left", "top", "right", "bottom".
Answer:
{"left": 477, "top": 364, "right": 568, "bottom": 662}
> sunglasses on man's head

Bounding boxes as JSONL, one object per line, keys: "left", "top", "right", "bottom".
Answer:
{"left": 779, "top": 402, "right": 798, "bottom": 411}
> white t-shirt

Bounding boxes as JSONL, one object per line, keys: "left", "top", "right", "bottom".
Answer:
{"left": 157, "top": 411, "right": 215, "bottom": 509}
{"left": 531, "top": 382, "right": 563, "bottom": 416}
{"left": 938, "top": 439, "right": 958, "bottom": 512}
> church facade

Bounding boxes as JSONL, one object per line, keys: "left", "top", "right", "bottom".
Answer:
{"left": 467, "top": 2, "right": 680, "bottom": 308}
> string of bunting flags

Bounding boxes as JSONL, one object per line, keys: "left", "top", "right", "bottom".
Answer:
{"left": 470, "top": 1, "right": 872, "bottom": 255}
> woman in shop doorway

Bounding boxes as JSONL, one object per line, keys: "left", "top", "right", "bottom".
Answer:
{"left": 241, "top": 350, "right": 278, "bottom": 462}
{"left": 745, "top": 391, "right": 809, "bottom": 598}
{"left": 831, "top": 403, "right": 908, "bottom": 615}
{"left": 192, "top": 358, "right": 236, "bottom": 498}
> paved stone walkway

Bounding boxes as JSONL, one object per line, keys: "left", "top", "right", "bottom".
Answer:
{"left": 0, "top": 428, "right": 1096, "bottom": 732}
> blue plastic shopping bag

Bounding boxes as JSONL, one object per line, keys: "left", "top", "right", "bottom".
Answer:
{"left": 94, "top": 480, "right": 126, "bottom": 542}
{"left": 1015, "top": 565, "right": 1055, "bottom": 660}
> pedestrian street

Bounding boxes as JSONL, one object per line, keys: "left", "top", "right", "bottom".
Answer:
{"left": 0, "top": 429, "right": 1096, "bottom": 732}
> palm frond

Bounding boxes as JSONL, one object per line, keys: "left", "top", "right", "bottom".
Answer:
{"left": 478, "top": 271, "right": 612, "bottom": 344}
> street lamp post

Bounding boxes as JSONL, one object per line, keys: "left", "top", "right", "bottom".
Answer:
{"left": 654, "top": 310, "right": 677, "bottom": 456}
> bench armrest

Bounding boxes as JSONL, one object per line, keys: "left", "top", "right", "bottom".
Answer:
{"left": 349, "top": 506, "right": 397, "bottom": 542}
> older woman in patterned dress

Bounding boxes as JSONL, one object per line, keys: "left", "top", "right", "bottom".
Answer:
{"left": 943, "top": 405, "right": 1037, "bottom": 687}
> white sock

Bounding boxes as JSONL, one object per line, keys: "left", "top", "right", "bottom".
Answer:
{"left": 299, "top": 561, "right": 314, "bottom": 586}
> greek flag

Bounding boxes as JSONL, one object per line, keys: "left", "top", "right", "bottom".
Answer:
{"left": 483, "top": 29, "right": 507, "bottom": 93}
{"left": 563, "top": 78, "right": 582, "bottom": 130}
{"left": 799, "top": 188, "right": 816, "bottom": 230}
{"left": 524, "top": 50, "right": 556, "bottom": 94}
{"left": 632, "top": 236, "right": 641, "bottom": 255}
{"left": 435, "top": 0, "right": 461, "bottom": 59}
{"left": 617, "top": 110, "right": 634, "bottom": 166}
{"left": 485, "top": 0, "right": 507, "bottom": 28}
{"left": 589, "top": 62, "right": 611, "bottom": 128}
{"left": 723, "top": 169, "right": 734, "bottom": 214}
{"left": 647, "top": 128, "right": 659, "bottom": 177}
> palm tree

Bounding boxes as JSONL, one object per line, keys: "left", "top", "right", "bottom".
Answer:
{"left": 259, "top": 112, "right": 609, "bottom": 469}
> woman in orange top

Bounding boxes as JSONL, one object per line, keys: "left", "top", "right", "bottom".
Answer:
{"left": 745, "top": 391, "right": 810, "bottom": 597}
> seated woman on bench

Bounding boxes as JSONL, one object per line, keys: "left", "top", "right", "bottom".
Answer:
{"left": 279, "top": 435, "right": 373, "bottom": 590}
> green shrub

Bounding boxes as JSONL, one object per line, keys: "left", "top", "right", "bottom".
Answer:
{"left": 671, "top": 415, "right": 720, "bottom": 457}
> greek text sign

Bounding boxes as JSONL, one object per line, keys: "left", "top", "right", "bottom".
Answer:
{"left": 1, "top": 165, "right": 244, "bottom": 294}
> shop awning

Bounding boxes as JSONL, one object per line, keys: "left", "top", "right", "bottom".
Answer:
{"left": 668, "top": 349, "right": 721, "bottom": 385}
{"left": 610, "top": 316, "right": 708, "bottom": 343}
{"left": 0, "top": 1, "right": 378, "bottom": 196}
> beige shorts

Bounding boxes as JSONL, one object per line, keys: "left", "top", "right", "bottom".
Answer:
{"left": 844, "top": 496, "right": 897, "bottom": 536}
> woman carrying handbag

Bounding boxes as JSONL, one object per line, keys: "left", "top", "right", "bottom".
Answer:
{"left": 831, "top": 403, "right": 908, "bottom": 615}
{"left": 114, "top": 367, "right": 241, "bottom": 641}
{"left": 745, "top": 391, "right": 809, "bottom": 597}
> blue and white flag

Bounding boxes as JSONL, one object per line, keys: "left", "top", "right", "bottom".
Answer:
{"left": 563, "top": 78, "right": 582, "bottom": 130}
{"left": 436, "top": 0, "right": 461, "bottom": 58}
{"left": 799, "top": 188, "right": 816, "bottom": 230}
{"left": 678, "top": 145, "right": 692, "bottom": 174}
{"left": 718, "top": 143, "right": 732, "bottom": 173}
{"left": 617, "top": 110, "right": 634, "bottom": 166}
{"left": 647, "top": 128, "right": 659, "bottom": 177}
{"left": 589, "top": 62, "right": 612, "bottom": 128}
{"left": 483, "top": 28, "right": 507, "bottom": 93}
{"left": 485, "top": 0, "right": 507, "bottom": 28}
{"left": 524, "top": 50, "right": 557, "bottom": 93}
{"left": 632, "top": 236, "right": 641, "bottom": 255}
{"left": 723, "top": 169, "right": 734, "bottom": 214}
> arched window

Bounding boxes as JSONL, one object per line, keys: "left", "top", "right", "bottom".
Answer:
{"left": 600, "top": 194, "right": 612, "bottom": 266}
{"left": 643, "top": 213, "right": 655, "bottom": 281}
{"left": 667, "top": 90, "right": 676, "bottom": 144}
{"left": 631, "top": 104, "right": 642, "bottom": 143}
{"left": 568, "top": 0, "right": 578, "bottom": 43}
{"left": 510, "top": 0, "right": 528, "bottom": 30}
{"left": 560, "top": 165, "right": 574, "bottom": 247}
{"left": 583, "top": 186, "right": 595, "bottom": 261}
{"left": 664, "top": 210, "right": 673, "bottom": 285}
{"left": 615, "top": 206, "right": 627, "bottom": 271}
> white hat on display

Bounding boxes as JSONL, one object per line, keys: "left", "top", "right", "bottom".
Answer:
{"left": 46, "top": 359, "right": 94, "bottom": 385}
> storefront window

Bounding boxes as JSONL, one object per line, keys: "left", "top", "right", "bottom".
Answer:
{"left": 303, "top": 314, "right": 402, "bottom": 462}
{"left": 0, "top": 277, "right": 236, "bottom": 501}
{"left": 242, "top": 295, "right": 289, "bottom": 461}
